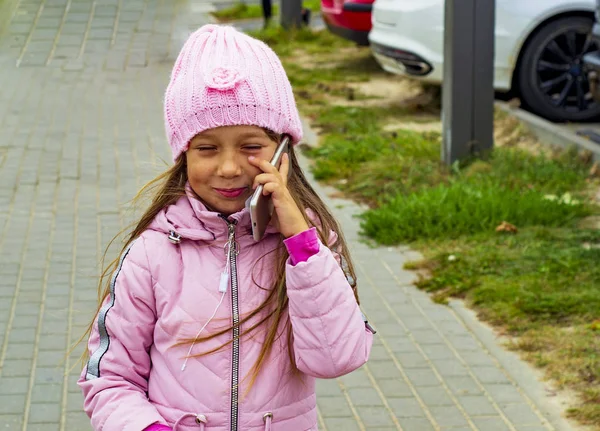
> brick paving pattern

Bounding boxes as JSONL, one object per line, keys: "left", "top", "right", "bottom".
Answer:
{"left": 0, "top": 0, "right": 572, "bottom": 430}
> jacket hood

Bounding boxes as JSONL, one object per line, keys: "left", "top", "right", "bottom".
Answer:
{"left": 147, "top": 183, "right": 278, "bottom": 242}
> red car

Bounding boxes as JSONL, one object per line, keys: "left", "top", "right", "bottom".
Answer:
{"left": 321, "top": 0, "right": 374, "bottom": 46}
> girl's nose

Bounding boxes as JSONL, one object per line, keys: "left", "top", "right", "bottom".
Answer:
{"left": 218, "top": 154, "right": 243, "bottom": 178}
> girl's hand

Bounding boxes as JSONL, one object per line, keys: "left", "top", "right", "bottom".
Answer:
{"left": 249, "top": 153, "right": 310, "bottom": 238}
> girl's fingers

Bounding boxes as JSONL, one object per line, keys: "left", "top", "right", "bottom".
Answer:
{"left": 279, "top": 153, "right": 289, "bottom": 186}
{"left": 252, "top": 173, "right": 279, "bottom": 190}
{"left": 249, "top": 152, "right": 290, "bottom": 195}
{"left": 262, "top": 182, "right": 279, "bottom": 196}
{"left": 248, "top": 155, "right": 278, "bottom": 174}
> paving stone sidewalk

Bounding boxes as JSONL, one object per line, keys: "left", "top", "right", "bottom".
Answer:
{"left": 0, "top": 0, "right": 579, "bottom": 430}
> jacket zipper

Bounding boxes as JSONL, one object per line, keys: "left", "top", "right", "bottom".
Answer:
{"left": 222, "top": 217, "right": 240, "bottom": 431}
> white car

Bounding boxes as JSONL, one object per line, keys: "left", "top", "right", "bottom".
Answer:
{"left": 369, "top": 0, "right": 599, "bottom": 122}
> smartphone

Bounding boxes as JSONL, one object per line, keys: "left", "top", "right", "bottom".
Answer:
{"left": 248, "top": 135, "right": 291, "bottom": 242}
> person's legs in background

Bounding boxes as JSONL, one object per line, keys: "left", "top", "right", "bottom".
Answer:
{"left": 262, "top": 0, "right": 272, "bottom": 29}
{"left": 263, "top": 1, "right": 310, "bottom": 28}
{"left": 301, "top": 6, "right": 311, "bottom": 26}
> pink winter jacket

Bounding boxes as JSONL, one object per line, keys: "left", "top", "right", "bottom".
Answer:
{"left": 78, "top": 191, "right": 374, "bottom": 431}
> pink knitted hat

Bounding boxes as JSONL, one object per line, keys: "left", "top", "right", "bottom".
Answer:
{"left": 164, "top": 24, "right": 303, "bottom": 161}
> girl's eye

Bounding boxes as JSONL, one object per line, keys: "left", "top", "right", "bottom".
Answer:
{"left": 196, "top": 146, "right": 216, "bottom": 151}
{"left": 243, "top": 145, "right": 263, "bottom": 151}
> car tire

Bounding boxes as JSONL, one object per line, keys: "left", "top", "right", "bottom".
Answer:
{"left": 518, "top": 16, "right": 600, "bottom": 122}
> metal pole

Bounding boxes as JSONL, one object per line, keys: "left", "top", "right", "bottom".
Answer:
{"left": 442, "top": 0, "right": 495, "bottom": 165}
{"left": 281, "top": 0, "right": 303, "bottom": 30}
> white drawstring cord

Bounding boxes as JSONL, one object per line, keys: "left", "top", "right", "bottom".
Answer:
{"left": 173, "top": 413, "right": 206, "bottom": 430}
{"left": 263, "top": 412, "right": 273, "bottom": 431}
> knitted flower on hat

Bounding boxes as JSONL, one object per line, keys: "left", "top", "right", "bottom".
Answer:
{"left": 164, "top": 24, "right": 303, "bottom": 161}
{"left": 204, "top": 66, "right": 245, "bottom": 91}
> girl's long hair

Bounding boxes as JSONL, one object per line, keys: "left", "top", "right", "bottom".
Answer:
{"left": 77, "top": 131, "right": 359, "bottom": 393}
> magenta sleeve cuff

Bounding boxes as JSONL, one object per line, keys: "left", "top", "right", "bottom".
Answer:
{"left": 143, "top": 424, "right": 173, "bottom": 431}
{"left": 284, "top": 227, "right": 320, "bottom": 266}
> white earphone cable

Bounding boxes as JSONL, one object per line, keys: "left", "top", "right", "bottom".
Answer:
{"left": 181, "top": 289, "right": 226, "bottom": 371}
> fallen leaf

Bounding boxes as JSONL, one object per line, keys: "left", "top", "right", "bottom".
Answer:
{"left": 496, "top": 221, "right": 518, "bottom": 233}
{"left": 507, "top": 98, "right": 521, "bottom": 109}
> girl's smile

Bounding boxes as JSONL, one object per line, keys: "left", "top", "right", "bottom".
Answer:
{"left": 213, "top": 187, "right": 248, "bottom": 199}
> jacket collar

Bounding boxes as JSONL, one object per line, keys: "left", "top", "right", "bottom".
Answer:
{"left": 148, "top": 182, "right": 278, "bottom": 243}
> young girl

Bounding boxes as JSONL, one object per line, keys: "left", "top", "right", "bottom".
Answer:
{"left": 78, "top": 24, "right": 374, "bottom": 431}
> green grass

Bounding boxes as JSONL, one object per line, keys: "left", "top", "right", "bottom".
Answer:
{"left": 212, "top": 2, "right": 267, "bottom": 21}
{"left": 257, "top": 27, "right": 600, "bottom": 428}
{"left": 213, "top": 0, "right": 321, "bottom": 21}
{"left": 304, "top": 0, "right": 321, "bottom": 10}
{"left": 250, "top": 25, "right": 354, "bottom": 56}
{"left": 307, "top": 107, "right": 593, "bottom": 243}
{"left": 412, "top": 228, "right": 600, "bottom": 330}
{"left": 308, "top": 103, "right": 590, "bottom": 197}
{"left": 361, "top": 181, "right": 591, "bottom": 243}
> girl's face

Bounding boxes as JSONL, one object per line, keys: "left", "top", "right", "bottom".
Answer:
{"left": 186, "top": 125, "right": 279, "bottom": 216}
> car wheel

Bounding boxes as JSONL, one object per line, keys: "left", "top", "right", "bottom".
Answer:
{"left": 518, "top": 16, "right": 600, "bottom": 122}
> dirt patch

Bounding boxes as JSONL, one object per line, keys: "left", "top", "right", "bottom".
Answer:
{"left": 494, "top": 110, "right": 548, "bottom": 155}
{"left": 350, "top": 76, "right": 421, "bottom": 100}
{"left": 290, "top": 47, "right": 364, "bottom": 69}
{"left": 290, "top": 49, "right": 328, "bottom": 69}
{"left": 383, "top": 121, "right": 442, "bottom": 134}
{"left": 327, "top": 76, "right": 443, "bottom": 112}
{"left": 579, "top": 215, "right": 600, "bottom": 229}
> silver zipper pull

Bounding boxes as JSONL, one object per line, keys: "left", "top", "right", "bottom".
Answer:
{"left": 223, "top": 223, "right": 239, "bottom": 258}
{"left": 219, "top": 223, "right": 239, "bottom": 293}
{"left": 361, "top": 311, "right": 377, "bottom": 334}
{"left": 168, "top": 230, "right": 181, "bottom": 244}
{"left": 228, "top": 224, "right": 235, "bottom": 247}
